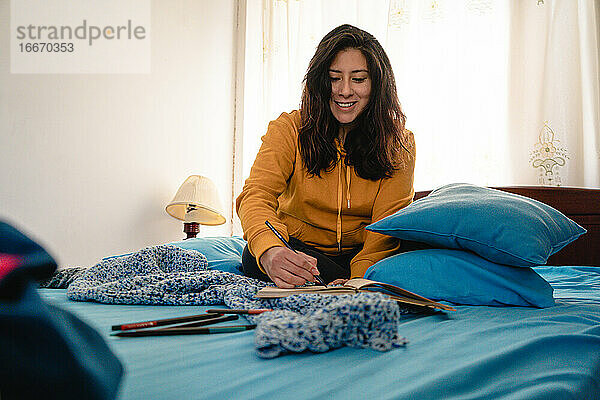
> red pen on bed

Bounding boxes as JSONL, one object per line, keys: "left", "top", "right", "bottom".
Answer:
{"left": 111, "top": 312, "right": 223, "bottom": 331}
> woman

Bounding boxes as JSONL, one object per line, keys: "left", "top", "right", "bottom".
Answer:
{"left": 236, "top": 24, "right": 415, "bottom": 288}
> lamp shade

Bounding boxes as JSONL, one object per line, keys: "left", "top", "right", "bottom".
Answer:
{"left": 165, "top": 175, "right": 226, "bottom": 225}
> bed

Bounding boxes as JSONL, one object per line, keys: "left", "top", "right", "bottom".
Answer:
{"left": 14, "top": 186, "right": 600, "bottom": 399}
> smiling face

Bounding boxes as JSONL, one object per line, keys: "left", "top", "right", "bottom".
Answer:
{"left": 328, "top": 48, "right": 372, "bottom": 126}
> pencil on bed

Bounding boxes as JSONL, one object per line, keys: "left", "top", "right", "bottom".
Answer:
{"left": 111, "top": 324, "right": 257, "bottom": 337}
{"left": 111, "top": 312, "right": 223, "bottom": 331}
{"left": 206, "top": 308, "right": 273, "bottom": 315}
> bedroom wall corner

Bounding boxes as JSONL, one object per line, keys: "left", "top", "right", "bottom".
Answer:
{"left": 0, "top": 0, "right": 238, "bottom": 267}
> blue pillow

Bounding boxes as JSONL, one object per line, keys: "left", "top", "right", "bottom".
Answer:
{"left": 103, "top": 236, "right": 246, "bottom": 275}
{"left": 367, "top": 183, "right": 586, "bottom": 267}
{"left": 169, "top": 236, "right": 246, "bottom": 274}
{"left": 364, "top": 249, "right": 555, "bottom": 307}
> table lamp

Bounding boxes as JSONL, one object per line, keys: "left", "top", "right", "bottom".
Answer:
{"left": 166, "top": 175, "right": 226, "bottom": 239}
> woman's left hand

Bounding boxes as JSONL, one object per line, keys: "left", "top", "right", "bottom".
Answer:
{"left": 328, "top": 278, "right": 348, "bottom": 286}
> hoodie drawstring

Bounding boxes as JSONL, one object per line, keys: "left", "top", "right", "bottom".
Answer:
{"left": 346, "top": 166, "right": 351, "bottom": 209}
{"left": 336, "top": 145, "right": 351, "bottom": 253}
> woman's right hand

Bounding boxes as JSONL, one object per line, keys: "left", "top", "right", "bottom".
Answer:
{"left": 260, "top": 246, "right": 319, "bottom": 288}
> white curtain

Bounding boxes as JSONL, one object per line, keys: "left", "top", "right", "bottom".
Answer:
{"left": 508, "top": 0, "right": 599, "bottom": 187}
{"left": 232, "top": 0, "right": 599, "bottom": 233}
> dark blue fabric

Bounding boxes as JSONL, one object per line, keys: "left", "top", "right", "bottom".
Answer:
{"left": 0, "top": 221, "right": 123, "bottom": 400}
{"left": 0, "top": 223, "right": 56, "bottom": 297}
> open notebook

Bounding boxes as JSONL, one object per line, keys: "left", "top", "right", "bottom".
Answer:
{"left": 256, "top": 278, "right": 455, "bottom": 312}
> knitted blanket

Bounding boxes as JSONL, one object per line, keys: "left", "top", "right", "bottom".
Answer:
{"left": 66, "top": 245, "right": 408, "bottom": 358}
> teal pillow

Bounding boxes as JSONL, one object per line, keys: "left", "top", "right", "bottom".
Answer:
{"left": 367, "top": 183, "right": 586, "bottom": 267}
{"left": 364, "top": 249, "right": 555, "bottom": 307}
{"left": 103, "top": 236, "right": 246, "bottom": 275}
{"left": 169, "top": 236, "right": 246, "bottom": 274}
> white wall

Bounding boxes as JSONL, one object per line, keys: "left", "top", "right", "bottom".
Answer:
{"left": 0, "top": 0, "right": 238, "bottom": 267}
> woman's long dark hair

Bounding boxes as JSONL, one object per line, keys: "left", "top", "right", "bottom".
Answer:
{"left": 299, "top": 24, "right": 410, "bottom": 180}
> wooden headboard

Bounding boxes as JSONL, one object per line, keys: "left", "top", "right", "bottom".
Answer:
{"left": 414, "top": 186, "right": 600, "bottom": 266}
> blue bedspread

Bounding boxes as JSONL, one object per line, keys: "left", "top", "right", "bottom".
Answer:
{"left": 39, "top": 266, "right": 600, "bottom": 400}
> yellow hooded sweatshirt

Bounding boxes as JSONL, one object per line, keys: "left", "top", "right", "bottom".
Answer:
{"left": 236, "top": 110, "right": 415, "bottom": 278}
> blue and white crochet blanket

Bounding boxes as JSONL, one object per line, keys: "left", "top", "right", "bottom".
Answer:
{"left": 67, "top": 245, "right": 408, "bottom": 358}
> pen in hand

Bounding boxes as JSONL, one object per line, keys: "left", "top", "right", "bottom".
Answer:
{"left": 264, "top": 220, "right": 327, "bottom": 286}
